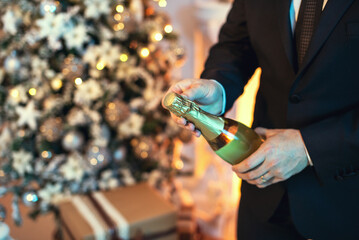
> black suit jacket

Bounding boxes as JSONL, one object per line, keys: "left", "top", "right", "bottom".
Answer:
{"left": 201, "top": 0, "right": 359, "bottom": 239}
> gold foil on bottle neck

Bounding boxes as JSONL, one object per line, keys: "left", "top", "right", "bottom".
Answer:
{"left": 164, "top": 91, "right": 224, "bottom": 140}
{"left": 163, "top": 92, "right": 199, "bottom": 117}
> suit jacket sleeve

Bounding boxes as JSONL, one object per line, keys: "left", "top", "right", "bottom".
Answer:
{"left": 200, "top": 0, "right": 259, "bottom": 113}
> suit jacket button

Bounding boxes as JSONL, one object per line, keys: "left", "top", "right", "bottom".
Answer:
{"left": 290, "top": 94, "right": 301, "bottom": 104}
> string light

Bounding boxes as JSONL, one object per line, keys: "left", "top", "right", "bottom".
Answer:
{"left": 74, "top": 77, "right": 83, "bottom": 85}
{"left": 62, "top": 68, "right": 70, "bottom": 75}
{"left": 164, "top": 24, "right": 173, "bottom": 33}
{"left": 41, "top": 151, "right": 52, "bottom": 159}
{"left": 108, "top": 102, "right": 115, "bottom": 109}
{"left": 114, "top": 13, "right": 122, "bottom": 21}
{"left": 97, "top": 154, "right": 104, "bottom": 161}
{"left": 119, "top": 53, "right": 129, "bottom": 62}
{"left": 140, "top": 47, "right": 150, "bottom": 58}
{"left": 140, "top": 152, "right": 148, "bottom": 159}
{"left": 116, "top": 4, "right": 124, "bottom": 13}
{"left": 51, "top": 78, "right": 63, "bottom": 90}
{"left": 44, "top": 4, "right": 57, "bottom": 13}
{"left": 90, "top": 158, "right": 98, "bottom": 166}
{"left": 158, "top": 0, "right": 167, "bottom": 7}
{"left": 10, "top": 89, "right": 19, "bottom": 98}
{"left": 25, "top": 193, "right": 38, "bottom": 202}
{"left": 152, "top": 32, "right": 163, "bottom": 42}
{"left": 92, "top": 146, "right": 99, "bottom": 153}
{"left": 29, "top": 88, "right": 37, "bottom": 96}
{"left": 174, "top": 160, "right": 184, "bottom": 170}
{"left": 114, "top": 23, "right": 125, "bottom": 31}
{"left": 96, "top": 60, "right": 106, "bottom": 70}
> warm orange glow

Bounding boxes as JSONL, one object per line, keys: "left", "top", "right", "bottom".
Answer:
{"left": 145, "top": 7, "right": 155, "bottom": 16}
{"left": 108, "top": 102, "right": 116, "bottom": 109}
{"left": 236, "top": 68, "right": 261, "bottom": 127}
{"left": 114, "top": 14, "right": 122, "bottom": 21}
{"left": 172, "top": 139, "right": 183, "bottom": 170}
{"left": 232, "top": 68, "right": 261, "bottom": 202}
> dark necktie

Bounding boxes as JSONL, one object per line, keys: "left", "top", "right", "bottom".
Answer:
{"left": 295, "top": 0, "right": 324, "bottom": 67}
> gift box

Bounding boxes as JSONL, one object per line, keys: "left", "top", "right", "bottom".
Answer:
{"left": 58, "top": 183, "right": 177, "bottom": 240}
{"left": 174, "top": 188, "right": 200, "bottom": 240}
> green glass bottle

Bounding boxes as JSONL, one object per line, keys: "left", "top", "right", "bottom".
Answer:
{"left": 163, "top": 92, "right": 263, "bottom": 165}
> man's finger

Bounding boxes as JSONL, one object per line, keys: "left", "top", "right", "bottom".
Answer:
{"left": 256, "top": 177, "right": 275, "bottom": 188}
{"left": 170, "top": 79, "right": 196, "bottom": 94}
{"left": 169, "top": 113, "right": 201, "bottom": 137}
{"left": 181, "top": 84, "right": 209, "bottom": 102}
{"left": 232, "top": 148, "right": 266, "bottom": 174}
{"left": 254, "top": 127, "right": 268, "bottom": 138}
{"left": 237, "top": 162, "right": 270, "bottom": 181}
{"left": 170, "top": 113, "right": 186, "bottom": 126}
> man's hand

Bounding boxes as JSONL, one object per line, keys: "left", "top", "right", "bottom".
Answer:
{"left": 162, "top": 78, "right": 224, "bottom": 137}
{"left": 232, "top": 127, "right": 309, "bottom": 188}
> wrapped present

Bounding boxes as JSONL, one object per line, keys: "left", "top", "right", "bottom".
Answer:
{"left": 174, "top": 187, "right": 200, "bottom": 240}
{"left": 58, "top": 183, "right": 177, "bottom": 240}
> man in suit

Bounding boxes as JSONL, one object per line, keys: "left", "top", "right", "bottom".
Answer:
{"left": 164, "top": 0, "right": 359, "bottom": 239}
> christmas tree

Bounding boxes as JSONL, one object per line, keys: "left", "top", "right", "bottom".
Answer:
{"left": 0, "top": 0, "right": 187, "bottom": 224}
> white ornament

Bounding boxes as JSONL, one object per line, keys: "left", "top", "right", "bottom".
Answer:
{"left": 36, "top": 13, "right": 69, "bottom": 49}
{"left": 83, "top": 41, "right": 121, "bottom": 69}
{"left": 84, "top": 0, "right": 110, "bottom": 19}
{"left": 12, "top": 149, "right": 33, "bottom": 176}
{"left": 118, "top": 113, "right": 145, "bottom": 139}
{"left": 74, "top": 79, "right": 102, "bottom": 106}
{"left": 59, "top": 153, "right": 85, "bottom": 181}
{"left": 15, "top": 101, "right": 41, "bottom": 130}
{"left": 38, "top": 183, "right": 62, "bottom": 204}
{"left": 2, "top": 10, "right": 18, "bottom": 35}
{"left": 120, "top": 169, "right": 135, "bottom": 186}
{"left": 4, "top": 54, "right": 21, "bottom": 74}
{"left": 64, "top": 24, "right": 89, "bottom": 50}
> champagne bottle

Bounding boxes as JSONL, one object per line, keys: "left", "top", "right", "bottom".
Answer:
{"left": 163, "top": 92, "right": 263, "bottom": 165}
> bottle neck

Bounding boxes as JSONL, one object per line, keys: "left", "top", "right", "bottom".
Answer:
{"left": 183, "top": 108, "right": 224, "bottom": 140}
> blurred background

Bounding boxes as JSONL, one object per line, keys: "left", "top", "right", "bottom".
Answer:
{"left": 0, "top": 0, "right": 260, "bottom": 239}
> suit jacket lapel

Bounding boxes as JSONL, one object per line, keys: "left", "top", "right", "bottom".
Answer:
{"left": 276, "top": 0, "right": 295, "bottom": 71}
{"left": 297, "top": 0, "right": 355, "bottom": 75}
